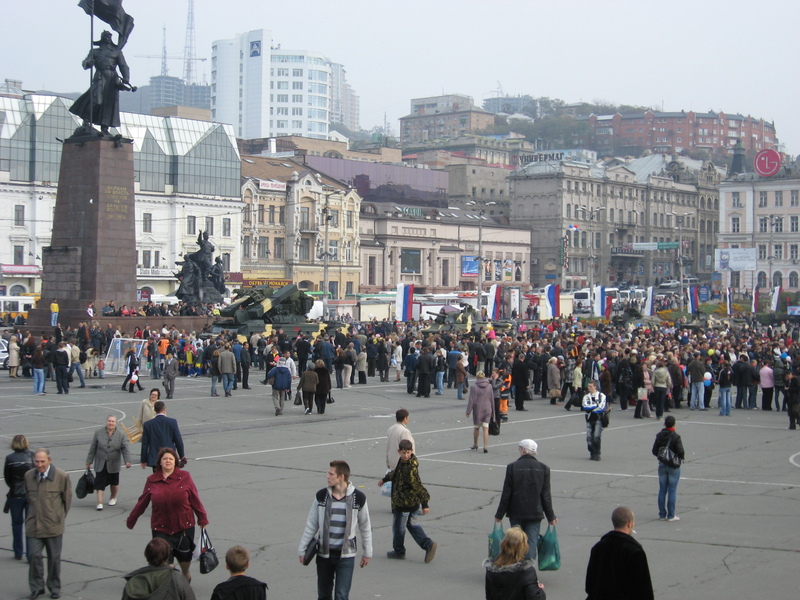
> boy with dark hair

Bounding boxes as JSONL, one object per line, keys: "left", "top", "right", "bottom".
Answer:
{"left": 378, "top": 439, "right": 437, "bottom": 563}
{"left": 210, "top": 545, "right": 268, "bottom": 600}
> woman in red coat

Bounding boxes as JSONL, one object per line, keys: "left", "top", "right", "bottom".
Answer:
{"left": 127, "top": 448, "right": 208, "bottom": 581}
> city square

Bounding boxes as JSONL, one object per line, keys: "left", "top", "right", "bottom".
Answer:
{"left": 1, "top": 373, "right": 798, "bottom": 599}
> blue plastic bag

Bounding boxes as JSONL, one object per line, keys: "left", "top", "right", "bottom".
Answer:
{"left": 538, "top": 524, "right": 561, "bottom": 571}
{"left": 488, "top": 522, "right": 504, "bottom": 560}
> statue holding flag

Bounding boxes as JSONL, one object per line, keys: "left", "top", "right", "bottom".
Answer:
{"left": 69, "top": 0, "right": 136, "bottom": 135}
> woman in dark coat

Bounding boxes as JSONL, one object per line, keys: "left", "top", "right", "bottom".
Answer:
{"left": 4, "top": 434, "right": 35, "bottom": 560}
{"left": 376, "top": 340, "right": 390, "bottom": 382}
{"left": 483, "top": 526, "right": 545, "bottom": 600}
{"left": 313, "top": 359, "right": 332, "bottom": 415}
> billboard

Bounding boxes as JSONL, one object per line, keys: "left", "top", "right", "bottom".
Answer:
{"left": 461, "top": 255, "right": 479, "bottom": 277}
{"left": 715, "top": 248, "right": 757, "bottom": 271}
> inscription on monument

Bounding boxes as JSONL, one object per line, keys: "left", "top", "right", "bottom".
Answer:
{"left": 104, "top": 184, "right": 129, "bottom": 220}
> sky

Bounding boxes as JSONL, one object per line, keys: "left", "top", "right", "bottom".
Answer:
{"left": 2, "top": 0, "right": 798, "bottom": 154}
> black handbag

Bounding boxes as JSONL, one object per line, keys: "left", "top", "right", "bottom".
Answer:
{"left": 294, "top": 389, "right": 303, "bottom": 405}
{"left": 488, "top": 420, "right": 500, "bottom": 436}
{"left": 198, "top": 529, "right": 219, "bottom": 574}
{"left": 327, "top": 392, "right": 335, "bottom": 404}
{"left": 302, "top": 539, "right": 320, "bottom": 566}
{"left": 75, "top": 468, "right": 95, "bottom": 499}
{"left": 600, "top": 411, "right": 610, "bottom": 428}
{"left": 657, "top": 432, "right": 681, "bottom": 468}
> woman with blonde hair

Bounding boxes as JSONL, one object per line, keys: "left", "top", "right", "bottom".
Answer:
{"left": 483, "top": 526, "right": 546, "bottom": 600}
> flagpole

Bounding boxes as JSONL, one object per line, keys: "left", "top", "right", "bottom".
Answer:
{"left": 88, "top": 1, "right": 94, "bottom": 128}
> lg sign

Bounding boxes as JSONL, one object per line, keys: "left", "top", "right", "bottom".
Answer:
{"left": 754, "top": 149, "right": 782, "bottom": 177}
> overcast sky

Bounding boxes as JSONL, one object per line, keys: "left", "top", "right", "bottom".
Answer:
{"left": 2, "top": 0, "right": 798, "bottom": 155}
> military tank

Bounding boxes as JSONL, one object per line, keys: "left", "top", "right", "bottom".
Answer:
{"left": 421, "top": 303, "right": 513, "bottom": 335}
{"left": 209, "top": 284, "right": 342, "bottom": 341}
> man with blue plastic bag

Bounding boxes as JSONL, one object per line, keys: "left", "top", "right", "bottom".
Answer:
{"left": 494, "top": 439, "right": 557, "bottom": 560}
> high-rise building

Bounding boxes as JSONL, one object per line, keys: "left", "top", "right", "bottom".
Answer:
{"left": 329, "top": 63, "right": 359, "bottom": 132}
{"left": 211, "top": 29, "right": 358, "bottom": 140}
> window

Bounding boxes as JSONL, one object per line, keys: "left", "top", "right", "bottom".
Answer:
{"left": 292, "top": 81, "right": 303, "bottom": 89}
{"left": 774, "top": 217, "right": 783, "bottom": 233}
{"left": 222, "top": 253, "right": 231, "bottom": 271}
{"left": 276, "top": 94, "right": 288, "bottom": 102}
{"left": 775, "top": 245, "right": 783, "bottom": 260}
{"left": 759, "top": 191, "right": 767, "bottom": 207}
{"left": 222, "top": 218, "right": 231, "bottom": 237}
{"left": 186, "top": 216, "right": 196, "bottom": 235}
{"left": 566, "top": 204, "right": 571, "bottom": 218}
{"left": 140, "top": 212, "right": 152, "bottom": 233}
{"left": 774, "top": 271, "right": 783, "bottom": 287}
{"left": 758, "top": 217, "right": 768, "bottom": 233}
{"left": 279, "top": 207, "right": 285, "bottom": 224}
{"left": 299, "top": 237, "right": 310, "bottom": 260}
{"left": 292, "top": 68, "right": 303, "bottom": 77}
{"left": 757, "top": 271, "right": 767, "bottom": 288}
{"left": 775, "top": 191, "right": 783, "bottom": 207}
{"left": 346, "top": 210, "right": 354, "bottom": 229}
{"left": 292, "top": 94, "right": 303, "bottom": 103}
{"left": 441, "top": 258, "right": 449, "bottom": 287}
{"left": 269, "top": 205, "right": 275, "bottom": 224}
{"left": 791, "top": 272, "right": 799, "bottom": 288}
{"left": 328, "top": 240, "right": 338, "bottom": 261}
{"left": 368, "top": 256, "right": 377, "bottom": 285}
{"left": 142, "top": 250, "right": 151, "bottom": 268}
{"left": 276, "top": 107, "right": 289, "bottom": 115}
{"left": 292, "top": 120, "right": 303, "bottom": 128}
{"left": 731, "top": 217, "right": 740, "bottom": 233}
{"left": 14, "top": 205, "right": 24, "bottom": 226}
{"left": 758, "top": 245, "right": 767, "bottom": 260}
{"left": 274, "top": 237, "right": 284, "bottom": 259}
{"left": 300, "top": 207, "right": 310, "bottom": 229}
{"left": 243, "top": 236, "right": 251, "bottom": 258}
{"left": 276, "top": 68, "right": 288, "bottom": 77}
{"left": 13, "top": 245, "right": 24, "bottom": 265}
{"left": 257, "top": 236, "right": 269, "bottom": 258}
{"left": 791, "top": 245, "right": 799, "bottom": 261}
{"left": 292, "top": 107, "right": 303, "bottom": 116}
{"left": 791, "top": 216, "right": 799, "bottom": 233}
{"left": 205, "top": 216, "right": 214, "bottom": 235}
{"left": 345, "top": 241, "right": 352, "bottom": 263}
{"left": 276, "top": 81, "right": 289, "bottom": 89}
{"left": 329, "top": 210, "right": 339, "bottom": 227}
{"left": 792, "top": 191, "right": 799, "bottom": 207}
{"left": 276, "top": 120, "right": 287, "bottom": 128}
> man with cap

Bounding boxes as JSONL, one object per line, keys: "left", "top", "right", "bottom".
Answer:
{"left": 267, "top": 357, "right": 292, "bottom": 416}
{"left": 494, "top": 439, "right": 557, "bottom": 560}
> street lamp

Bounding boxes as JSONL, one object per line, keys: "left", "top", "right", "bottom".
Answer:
{"left": 318, "top": 186, "right": 340, "bottom": 319}
{"left": 580, "top": 205, "right": 605, "bottom": 315}
{"left": 670, "top": 211, "right": 692, "bottom": 312}
{"left": 466, "top": 200, "right": 496, "bottom": 316}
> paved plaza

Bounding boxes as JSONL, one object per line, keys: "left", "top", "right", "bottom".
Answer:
{"left": 1, "top": 373, "right": 799, "bottom": 599}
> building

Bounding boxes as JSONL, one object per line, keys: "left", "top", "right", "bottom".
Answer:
{"left": 329, "top": 63, "right": 360, "bottom": 131}
{"left": 718, "top": 158, "right": 800, "bottom": 294}
{"left": 509, "top": 153, "right": 722, "bottom": 289}
{"left": 239, "top": 156, "right": 361, "bottom": 300}
{"left": 121, "top": 76, "right": 212, "bottom": 116}
{"left": 238, "top": 135, "right": 401, "bottom": 163}
{"left": 359, "top": 204, "right": 531, "bottom": 295}
{"left": 576, "top": 110, "right": 779, "bottom": 157}
{"left": 482, "top": 95, "right": 537, "bottom": 117}
{"left": 400, "top": 94, "right": 496, "bottom": 144}
{"left": 402, "top": 133, "right": 536, "bottom": 168}
{"left": 0, "top": 90, "right": 242, "bottom": 299}
{"left": 211, "top": 29, "right": 358, "bottom": 140}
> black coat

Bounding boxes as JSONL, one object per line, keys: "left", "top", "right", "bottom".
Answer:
{"left": 652, "top": 428, "right": 685, "bottom": 461}
{"left": 210, "top": 575, "right": 267, "bottom": 600}
{"left": 484, "top": 559, "right": 545, "bottom": 600}
{"left": 140, "top": 415, "right": 185, "bottom": 466}
{"left": 585, "top": 531, "right": 653, "bottom": 600}
{"left": 494, "top": 455, "right": 556, "bottom": 522}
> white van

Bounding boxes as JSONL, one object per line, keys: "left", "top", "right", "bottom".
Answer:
{"left": 572, "top": 289, "right": 590, "bottom": 313}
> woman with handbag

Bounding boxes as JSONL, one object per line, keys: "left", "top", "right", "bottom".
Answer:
{"left": 127, "top": 448, "right": 209, "bottom": 582}
{"left": 651, "top": 415, "right": 685, "bottom": 521}
{"left": 86, "top": 415, "right": 132, "bottom": 510}
{"left": 546, "top": 357, "right": 562, "bottom": 405}
{"left": 4, "top": 434, "right": 35, "bottom": 560}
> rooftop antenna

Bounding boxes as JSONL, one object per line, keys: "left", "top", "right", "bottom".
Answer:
{"left": 183, "top": 0, "right": 196, "bottom": 85}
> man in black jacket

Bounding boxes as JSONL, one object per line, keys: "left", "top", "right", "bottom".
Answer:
{"left": 732, "top": 353, "right": 751, "bottom": 409}
{"left": 494, "top": 439, "right": 557, "bottom": 559}
{"left": 585, "top": 507, "right": 653, "bottom": 600}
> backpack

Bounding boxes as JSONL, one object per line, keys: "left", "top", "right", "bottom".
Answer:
{"left": 618, "top": 362, "right": 633, "bottom": 387}
{"left": 79, "top": 350, "right": 87, "bottom": 364}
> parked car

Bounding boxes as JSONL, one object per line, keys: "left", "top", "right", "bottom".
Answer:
{"left": 682, "top": 277, "right": 700, "bottom": 286}
{"left": 661, "top": 279, "right": 680, "bottom": 289}
{"left": 0, "top": 338, "right": 8, "bottom": 370}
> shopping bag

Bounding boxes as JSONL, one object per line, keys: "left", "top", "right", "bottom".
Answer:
{"left": 380, "top": 481, "right": 392, "bottom": 497}
{"left": 538, "top": 524, "right": 561, "bottom": 571}
{"left": 488, "top": 522, "right": 504, "bottom": 560}
{"left": 198, "top": 529, "right": 219, "bottom": 574}
{"left": 637, "top": 387, "right": 648, "bottom": 401}
{"left": 75, "top": 468, "right": 95, "bottom": 499}
{"left": 294, "top": 389, "right": 303, "bottom": 405}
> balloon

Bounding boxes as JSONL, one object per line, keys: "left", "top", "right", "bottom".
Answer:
{"left": 703, "top": 372, "right": 712, "bottom": 380}
{"left": 781, "top": 353, "right": 789, "bottom": 360}
{"left": 703, "top": 379, "right": 712, "bottom": 387}
{"left": 708, "top": 349, "right": 715, "bottom": 356}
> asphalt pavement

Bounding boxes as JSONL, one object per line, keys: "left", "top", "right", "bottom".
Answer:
{"left": 1, "top": 371, "right": 799, "bottom": 600}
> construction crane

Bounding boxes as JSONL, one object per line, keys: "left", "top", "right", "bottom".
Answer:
{"left": 136, "top": 26, "right": 206, "bottom": 79}
{"left": 135, "top": 2, "right": 205, "bottom": 82}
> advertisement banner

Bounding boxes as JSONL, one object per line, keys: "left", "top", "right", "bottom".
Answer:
{"left": 715, "top": 248, "right": 757, "bottom": 271}
{"left": 461, "top": 255, "right": 479, "bottom": 277}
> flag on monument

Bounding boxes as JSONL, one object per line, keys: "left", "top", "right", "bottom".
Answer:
{"left": 79, "top": 0, "right": 135, "bottom": 48}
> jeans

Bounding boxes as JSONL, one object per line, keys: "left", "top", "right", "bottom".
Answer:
{"left": 658, "top": 463, "right": 681, "bottom": 519}
{"left": 316, "top": 551, "right": 354, "bottom": 600}
{"left": 735, "top": 385, "right": 748, "bottom": 409}
{"left": 50, "top": 312, "right": 58, "bottom": 326}
{"left": 33, "top": 368, "right": 45, "bottom": 394}
{"left": 211, "top": 375, "right": 219, "bottom": 395}
{"left": 435, "top": 371, "right": 444, "bottom": 394}
{"left": 69, "top": 363, "right": 86, "bottom": 387}
{"left": 406, "top": 371, "right": 416, "bottom": 394}
{"left": 775, "top": 386, "right": 786, "bottom": 411}
{"left": 586, "top": 417, "right": 603, "bottom": 458}
{"left": 335, "top": 369, "right": 344, "bottom": 389}
{"left": 392, "top": 509, "right": 433, "bottom": 556}
{"left": 718, "top": 387, "right": 732, "bottom": 416}
{"left": 150, "top": 359, "right": 161, "bottom": 379}
{"left": 508, "top": 518, "right": 541, "bottom": 560}
{"left": 690, "top": 381, "right": 704, "bottom": 410}
{"left": 747, "top": 384, "right": 758, "bottom": 409}
{"left": 456, "top": 381, "right": 465, "bottom": 400}
{"left": 8, "top": 496, "right": 29, "bottom": 559}
{"left": 654, "top": 387, "right": 668, "bottom": 418}
{"left": 221, "top": 372, "right": 234, "bottom": 393}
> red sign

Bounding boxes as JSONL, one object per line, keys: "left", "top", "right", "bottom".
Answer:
{"left": 754, "top": 149, "right": 782, "bottom": 177}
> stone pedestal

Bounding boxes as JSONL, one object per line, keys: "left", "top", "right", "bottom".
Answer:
{"left": 33, "top": 138, "right": 136, "bottom": 328}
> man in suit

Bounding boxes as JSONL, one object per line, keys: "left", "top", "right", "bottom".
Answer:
{"left": 140, "top": 401, "right": 185, "bottom": 469}
{"left": 25, "top": 448, "right": 72, "bottom": 599}
{"left": 162, "top": 350, "right": 178, "bottom": 399}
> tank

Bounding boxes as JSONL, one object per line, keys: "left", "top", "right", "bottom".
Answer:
{"left": 209, "top": 284, "right": 342, "bottom": 341}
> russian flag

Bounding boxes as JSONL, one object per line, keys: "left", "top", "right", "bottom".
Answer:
{"left": 545, "top": 284, "right": 560, "bottom": 319}
{"left": 395, "top": 283, "right": 414, "bottom": 321}
{"left": 726, "top": 287, "right": 733, "bottom": 315}
{"left": 644, "top": 286, "right": 655, "bottom": 316}
{"left": 771, "top": 285, "right": 782, "bottom": 312}
{"left": 687, "top": 286, "right": 699, "bottom": 313}
{"left": 592, "top": 286, "right": 605, "bottom": 317}
{"left": 752, "top": 285, "right": 759, "bottom": 314}
{"left": 487, "top": 284, "right": 502, "bottom": 320}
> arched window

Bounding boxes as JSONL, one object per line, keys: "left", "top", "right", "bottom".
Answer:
{"left": 757, "top": 271, "right": 767, "bottom": 288}
{"left": 9, "top": 284, "right": 26, "bottom": 295}
{"left": 773, "top": 271, "right": 783, "bottom": 288}
{"left": 790, "top": 272, "right": 799, "bottom": 288}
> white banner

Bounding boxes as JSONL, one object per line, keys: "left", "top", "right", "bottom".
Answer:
{"left": 715, "top": 248, "right": 757, "bottom": 271}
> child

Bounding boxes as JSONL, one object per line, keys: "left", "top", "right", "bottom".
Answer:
{"left": 377, "top": 439, "right": 437, "bottom": 563}
{"left": 97, "top": 356, "right": 105, "bottom": 379}
{"left": 210, "top": 545, "right": 268, "bottom": 600}
{"left": 498, "top": 369, "right": 511, "bottom": 422}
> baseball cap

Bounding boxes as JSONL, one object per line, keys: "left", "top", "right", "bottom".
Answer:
{"left": 519, "top": 439, "right": 538, "bottom": 453}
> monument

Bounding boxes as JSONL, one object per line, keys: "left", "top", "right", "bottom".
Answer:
{"left": 33, "top": 1, "right": 139, "bottom": 327}
{"left": 174, "top": 231, "right": 226, "bottom": 305}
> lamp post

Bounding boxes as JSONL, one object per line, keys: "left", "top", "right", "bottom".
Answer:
{"left": 466, "top": 201, "right": 496, "bottom": 316}
{"left": 670, "top": 211, "right": 691, "bottom": 312}
{"left": 581, "top": 205, "right": 605, "bottom": 315}
{"left": 318, "top": 186, "right": 339, "bottom": 319}
{"left": 768, "top": 214, "right": 777, "bottom": 303}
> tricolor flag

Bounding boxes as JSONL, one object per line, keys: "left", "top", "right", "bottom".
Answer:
{"left": 544, "top": 284, "right": 560, "bottom": 319}
{"left": 726, "top": 287, "right": 733, "bottom": 315}
{"left": 687, "top": 286, "right": 699, "bottom": 314}
{"left": 605, "top": 295, "right": 613, "bottom": 319}
{"left": 644, "top": 286, "right": 655, "bottom": 316}
{"left": 592, "top": 286, "right": 606, "bottom": 318}
{"left": 395, "top": 283, "right": 414, "bottom": 322}
{"left": 751, "top": 286, "right": 759, "bottom": 314}
{"left": 487, "top": 284, "right": 502, "bottom": 320}
{"left": 771, "top": 285, "right": 782, "bottom": 312}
